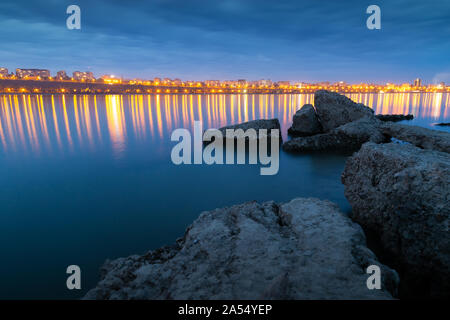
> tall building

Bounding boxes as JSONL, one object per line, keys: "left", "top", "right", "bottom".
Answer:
{"left": 414, "top": 78, "right": 422, "bottom": 87}
{"left": 56, "top": 70, "right": 68, "bottom": 79}
{"left": 16, "top": 68, "right": 50, "bottom": 79}
{"left": 72, "top": 71, "right": 95, "bottom": 81}
{"left": 0, "top": 67, "right": 8, "bottom": 77}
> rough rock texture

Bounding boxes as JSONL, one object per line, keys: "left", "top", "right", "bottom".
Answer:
{"left": 381, "top": 123, "right": 450, "bottom": 153}
{"left": 314, "top": 90, "right": 375, "bottom": 132}
{"left": 283, "top": 116, "right": 387, "bottom": 153}
{"left": 218, "top": 119, "right": 281, "bottom": 137}
{"left": 206, "top": 119, "right": 282, "bottom": 146}
{"left": 375, "top": 114, "right": 414, "bottom": 122}
{"left": 84, "top": 198, "right": 398, "bottom": 300}
{"left": 342, "top": 142, "right": 450, "bottom": 298}
{"left": 288, "top": 104, "right": 322, "bottom": 136}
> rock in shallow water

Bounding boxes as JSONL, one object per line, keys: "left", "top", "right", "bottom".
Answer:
{"left": 288, "top": 104, "right": 322, "bottom": 136}
{"left": 84, "top": 198, "right": 398, "bottom": 300}
{"left": 380, "top": 123, "right": 450, "bottom": 153}
{"left": 283, "top": 116, "right": 387, "bottom": 153}
{"left": 375, "top": 114, "right": 414, "bottom": 122}
{"left": 314, "top": 90, "right": 375, "bottom": 132}
{"left": 342, "top": 142, "right": 450, "bottom": 298}
{"left": 218, "top": 119, "right": 281, "bottom": 136}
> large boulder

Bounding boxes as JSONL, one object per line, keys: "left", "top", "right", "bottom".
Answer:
{"left": 288, "top": 104, "right": 322, "bottom": 136}
{"left": 211, "top": 118, "right": 282, "bottom": 143}
{"left": 283, "top": 116, "right": 387, "bottom": 153}
{"left": 381, "top": 123, "right": 450, "bottom": 153}
{"left": 218, "top": 119, "right": 280, "bottom": 135}
{"left": 314, "top": 90, "right": 375, "bottom": 132}
{"left": 342, "top": 142, "right": 450, "bottom": 298}
{"left": 85, "top": 198, "right": 398, "bottom": 300}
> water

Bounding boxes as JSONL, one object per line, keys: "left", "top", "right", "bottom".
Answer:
{"left": 0, "top": 93, "right": 448, "bottom": 299}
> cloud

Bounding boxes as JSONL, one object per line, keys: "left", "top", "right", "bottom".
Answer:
{"left": 0, "top": 0, "right": 448, "bottom": 82}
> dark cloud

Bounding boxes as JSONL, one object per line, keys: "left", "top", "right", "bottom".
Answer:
{"left": 0, "top": 0, "right": 448, "bottom": 83}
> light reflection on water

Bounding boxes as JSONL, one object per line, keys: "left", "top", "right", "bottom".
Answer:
{"left": 0, "top": 93, "right": 448, "bottom": 157}
{"left": 0, "top": 92, "right": 448, "bottom": 299}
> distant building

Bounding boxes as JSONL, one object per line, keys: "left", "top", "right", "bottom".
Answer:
{"left": 16, "top": 68, "right": 50, "bottom": 79}
{"left": 237, "top": 79, "right": 247, "bottom": 86}
{"left": 277, "top": 81, "right": 290, "bottom": 86}
{"left": 73, "top": 71, "right": 95, "bottom": 81}
{"left": 205, "top": 80, "right": 220, "bottom": 86}
{"left": 101, "top": 75, "right": 122, "bottom": 84}
{"left": 413, "top": 78, "right": 422, "bottom": 87}
{"left": 173, "top": 78, "right": 182, "bottom": 85}
{"left": 0, "top": 67, "right": 8, "bottom": 77}
{"left": 258, "top": 79, "right": 272, "bottom": 86}
{"left": 153, "top": 77, "right": 161, "bottom": 84}
{"left": 56, "top": 70, "right": 68, "bottom": 79}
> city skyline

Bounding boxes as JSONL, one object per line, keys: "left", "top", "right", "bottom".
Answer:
{"left": 0, "top": 65, "right": 446, "bottom": 89}
{"left": 0, "top": 0, "right": 449, "bottom": 84}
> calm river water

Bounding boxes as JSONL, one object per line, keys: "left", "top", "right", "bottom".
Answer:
{"left": 0, "top": 92, "right": 448, "bottom": 298}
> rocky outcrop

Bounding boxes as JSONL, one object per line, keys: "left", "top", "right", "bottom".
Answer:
{"left": 375, "top": 114, "right": 414, "bottom": 122}
{"left": 288, "top": 104, "right": 322, "bottom": 136}
{"left": 85, "top": 198, "right": 398, "bottom": 300}
{"left": 381, "top": 123, "right": 450, "bottom": 153}
{"left": 342, "top": 142, "right": 450, "bottom": 298}
{"left": 314, "top": 90, "right": 375, "bottom": 132}
{"left": 283, "top": 116, "right": 388, "bottom": 153}
{"left": 435, "top": 122, "right": 450, "bottom": 127}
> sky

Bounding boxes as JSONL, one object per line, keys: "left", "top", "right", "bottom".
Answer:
{"left": 0, "top": 0, "right": 449, "bottom": 84}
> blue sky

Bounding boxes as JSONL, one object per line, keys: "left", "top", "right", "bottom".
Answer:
{"left": 0, "top": 0, "right": 449, "bottom": 83}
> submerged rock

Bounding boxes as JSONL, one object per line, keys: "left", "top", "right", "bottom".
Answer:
{"left": 283, "top": 116, "right": 387, "bottom": 153}
{"left": 381, "top": 123, "right": 450, "bottom": 153}
{"left": 342, "top": 142, "right": 450, "bottom": 298}
{"left": 375, "top": 114, "right": 414, "bottom": 122}
{"left": 85, "top": 198, "right": 398, "bottom": 300}
{"left": 314, "top": 90, "right": 375, "bottom": 132}
{"left": 288, "top": 104, "right": 322, "bottom": 136}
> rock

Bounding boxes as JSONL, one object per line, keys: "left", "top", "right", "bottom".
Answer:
{"left": 314, "top": 90, "right": 375, "bottom": 132}
{"left": 207, "top": 118, "right": 282, "bottom": 144}
{"left": 381, "top": 123, "right": 450, "bottom": 153}
{"left": 435, "top": 122, "right": 450, "bottom": 127}
{"left": 375, "top": 114, "right": 414, "bottom": 122}
{"left": 84, "top": 198, "right": 398, "bottom": 300}
{"left": 283, "top": 116, "right": 387, "bottom": 153}
{"left": 342, "top": 142, "right": 450, "bottom": 298}
{"left": 218, "top": 118, "right": 281, "bottom": 136}
{"left": 288, "top": 104, "right": 322, "bottom": 136}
